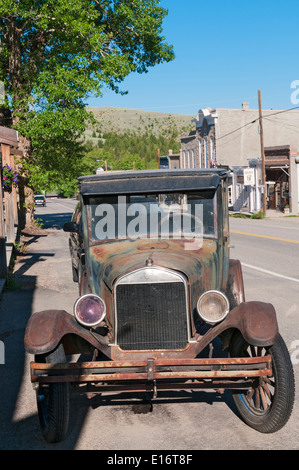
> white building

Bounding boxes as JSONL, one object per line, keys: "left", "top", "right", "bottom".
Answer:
{"left": 180, "top": 104, "right": 299, "bottom": 214}
{"left": 229, "top": 160, "right": 263, "bottom": 213}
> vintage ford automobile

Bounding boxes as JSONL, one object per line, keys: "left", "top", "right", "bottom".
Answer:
{"left": 24, "top": 169, "right": 294, "bottom": 443}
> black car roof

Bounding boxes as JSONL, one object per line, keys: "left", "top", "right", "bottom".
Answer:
{"left": 78, "top": 168, "right": 229, "bottom": 196}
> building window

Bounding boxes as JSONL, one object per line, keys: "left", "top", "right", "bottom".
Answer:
{"left": 191, "top": 149, "right": 195, "bottom": 168}
{"left": 199, "top": 140, "right": 202, "bottom": 168}
{"left": 210, "top": 137, "right": 215, "bottom": 167}
{"left": 183, "top": 150, "right": 186, "bottom": 168}
{"left": 204, "top": 138, "right": 208, "bottom": 168}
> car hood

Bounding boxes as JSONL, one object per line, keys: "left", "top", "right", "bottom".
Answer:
{"left": 88, "top": 238, "right": 221, "bottom": 292}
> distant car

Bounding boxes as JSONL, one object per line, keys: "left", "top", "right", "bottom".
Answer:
{"left": 34, "top": 195, "right": 46, "bottom": 207}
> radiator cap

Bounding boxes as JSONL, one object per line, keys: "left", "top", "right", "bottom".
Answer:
{"left": 145, "top": 257, "right": 153, "bottom": 266}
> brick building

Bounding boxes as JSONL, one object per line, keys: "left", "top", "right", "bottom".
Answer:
{"left": 180, "top": 108, "right": 217, "bottom": 169}
{"left": 265, "top": 145, "right": 299, "bottom": 212}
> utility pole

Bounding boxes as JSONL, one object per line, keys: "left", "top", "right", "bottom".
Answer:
{"left": 258, "top": 90, "right": 267, "bottom": 217}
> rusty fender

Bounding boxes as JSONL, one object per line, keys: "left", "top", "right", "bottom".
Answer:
{"left": 24, "top": 310, "right": 109, "bottom": 356}
{"left": 196, "top": 301, "right": 279, "bottom": 355}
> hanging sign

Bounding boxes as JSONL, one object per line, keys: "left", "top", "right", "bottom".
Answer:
{"left": 244, "top": 168, "right": 255, "bottom": 186}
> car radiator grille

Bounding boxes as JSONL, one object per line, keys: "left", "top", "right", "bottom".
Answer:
{"left": 115, "top": 282, "right": 188, "bottom": 350}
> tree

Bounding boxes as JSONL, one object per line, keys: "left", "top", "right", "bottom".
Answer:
{"left": 118, "top": 153, "right": 144, "bottom": 170}
{"left": 0, "top": 0, "right": 174, "bottom": 226}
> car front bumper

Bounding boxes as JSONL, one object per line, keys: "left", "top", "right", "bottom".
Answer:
{"left": 30, "top": 355, "right": 272, "bottom": 395}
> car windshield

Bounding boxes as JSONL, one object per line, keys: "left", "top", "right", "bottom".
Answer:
{"left": 35, "top": 196, "right": 44, "bottom": 200}
{"left": 86, "top": 189, "right": 216, "bottom": 242}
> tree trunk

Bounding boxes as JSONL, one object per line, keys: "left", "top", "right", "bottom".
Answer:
{"left": 6, "top": 16, "right": 35, "bottom": 229}
{"left": 0, "top": 107, "right": 12, "bottom": 127}
{"left": 15, "top": 134, "right": 35, "bottom": 229}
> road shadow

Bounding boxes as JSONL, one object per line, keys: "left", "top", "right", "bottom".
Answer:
{"left": 0, "top": 208, "right": 81, "bottom": 449}
{"left": 35, "top": 212, "right": 73, "bottom": 230}
{"left": 75, "top": 388, "right": 238, "bottom": 417}
{"left": 0, "top": 277, "right": 37, "bottom": 449}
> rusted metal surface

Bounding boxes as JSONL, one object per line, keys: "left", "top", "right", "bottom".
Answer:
{"left": 194, "top": 300, "right": 279, "bottom": 352}
{"left": 82, "top": 380, "right": 258, "bottom": 396}
{"left": 226, "top": 259, "right": 245, "bottom": 308}
{"left": 109, "top": 300, "right": 278, "bottom": 361}
{"left": 24, "top": 299, "right": 278, "bottom": 359}
{"left": 24, "top": 310, "right": 110, "bottom": 356}
{"left": 89, "top": 238, "right": 220, "bottom": 292}
{"left": 30, "top": 355, "right": 272, "bottom": 392}
{"left": 86, "top": 237, "right": 221, "bottom": 346}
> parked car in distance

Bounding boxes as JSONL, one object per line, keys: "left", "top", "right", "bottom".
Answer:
{"left": 25, "top": 169, "right": 295, "bottom": 443}
{"left": 34, "top": 194, "right": 46, "bottom": 207}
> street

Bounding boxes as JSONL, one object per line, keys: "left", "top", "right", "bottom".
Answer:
{"left": 230, "top": 216, "right": 299, "bottom": 346}
{"left": 0, "top": 199, "right": 298, "bottom": 450}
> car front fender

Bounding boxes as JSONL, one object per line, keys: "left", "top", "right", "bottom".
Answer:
{"left": 24, "top": 310, "right": 109, "bottom": 356}
{"left": 196, "top": 301, "right": 279, "bottom": 354}
{"left": 228, "top": 301, "right": 279, "bottom": 346}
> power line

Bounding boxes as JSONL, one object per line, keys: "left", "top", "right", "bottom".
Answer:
{"left": 263, "top": 116, "right": 299, "bottom": 134}
{"left": 217, "top": 119, "right": 257, "bottom": 140}
{"left": 262, "top": 105, "right": 299, "bottom": 119}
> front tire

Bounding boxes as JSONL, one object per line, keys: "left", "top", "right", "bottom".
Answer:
{"left": 35, "top": 343, "right": 70, "bottom": 443}
{"left": 229, "top": 332, "right": 295, "bottom": 433}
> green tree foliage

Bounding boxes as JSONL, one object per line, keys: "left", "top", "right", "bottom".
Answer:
{"left": 80, "top": 127, "right": 182, "bottom": 175}
{"left": 0, "top": 0, "right": 174, "bottom": 223}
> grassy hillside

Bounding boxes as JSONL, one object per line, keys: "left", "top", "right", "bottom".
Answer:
{"left": 85, "top": 106, "right": 194, "bottom": 143}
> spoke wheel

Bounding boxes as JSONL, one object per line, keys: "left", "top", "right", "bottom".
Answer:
{"left": 229, "top": 332, "right": 295, "bottom": 433}
{"left": 35, "top": 343, "right": 70, "bottom": 443}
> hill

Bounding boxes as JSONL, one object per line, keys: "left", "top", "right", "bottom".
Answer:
{"left": 85, "top": 106, "right": 194, "bottom": 143}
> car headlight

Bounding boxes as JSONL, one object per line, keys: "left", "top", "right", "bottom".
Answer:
{"left": 74, "top": 294, "right": 106, "bottom": 327}
{"left": 197, "top": 290, "right": 229, "bottom": 324}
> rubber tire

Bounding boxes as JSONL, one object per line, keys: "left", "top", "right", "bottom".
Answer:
{"left": 35, "top": 343, "right": 70, "bottom": 443}
{"left": 229, "top": 332, "right": 295, "bottom": 433}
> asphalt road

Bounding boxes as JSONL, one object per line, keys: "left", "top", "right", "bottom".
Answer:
{"left": 229, "top": 216, "right": 299, "bottom": 347}
{"left": 0, "top": 200, "right": 298, "bottom": 451}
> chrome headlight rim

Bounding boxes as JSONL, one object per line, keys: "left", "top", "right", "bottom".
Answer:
{"left": 74, "top": 293, "right": 106, "bottom": 328}
{"left": 197, "top": 290, "right": 229, "bottom": 325}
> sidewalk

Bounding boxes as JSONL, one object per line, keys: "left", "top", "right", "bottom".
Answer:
{"left": 230, "top": 208, "right": 298, "bottom": 218}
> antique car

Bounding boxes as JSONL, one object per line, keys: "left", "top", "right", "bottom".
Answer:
{"left": 24, "top": 168, "right": 294, "bottom": 443}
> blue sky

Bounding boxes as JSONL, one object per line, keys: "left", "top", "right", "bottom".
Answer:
{"left": 88, "top": 0, "right": 299, "bottom": 115}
